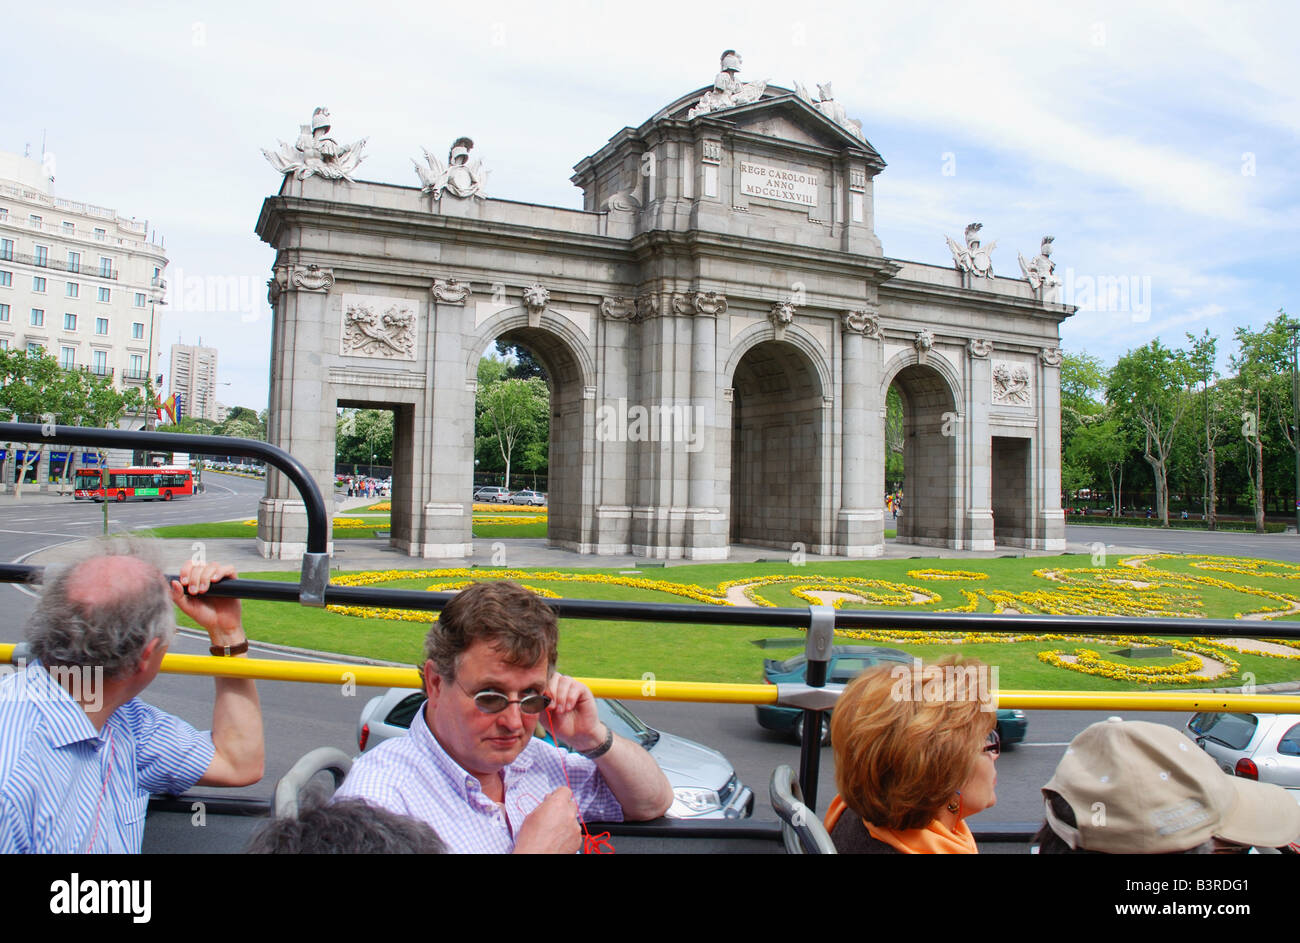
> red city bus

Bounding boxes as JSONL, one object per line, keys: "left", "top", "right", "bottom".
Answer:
{"left": 74, "top": 466, "right": 195, "bottom": 502}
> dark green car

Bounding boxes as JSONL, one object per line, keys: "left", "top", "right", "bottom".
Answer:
{"left": 755, "top": 645, "right": 1028, "bottom": 746}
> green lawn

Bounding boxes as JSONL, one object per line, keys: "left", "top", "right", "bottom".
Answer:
{"left": 181, "top": 553, "right": 1300, "bottom": 690}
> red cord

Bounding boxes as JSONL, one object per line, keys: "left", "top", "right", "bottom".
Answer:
{"left": 546, "top": 708, "right": 615, "bottom": 854}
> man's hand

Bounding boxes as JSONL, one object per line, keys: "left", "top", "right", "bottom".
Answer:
{"left": 540, "top": 673, "right": 605, "bottom": 753}
{"left": 513, "top": 787, "right": 581, "bottom": 854}
{"left": 171, "top": 561, "right": 243, "bottom": 646}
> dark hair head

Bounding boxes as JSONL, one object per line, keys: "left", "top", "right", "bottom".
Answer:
{"left": 245, "top": 797, "right": 445, "bottom": 854}
{"left": 423, "top": 580, "right": 557, "bottom": 681}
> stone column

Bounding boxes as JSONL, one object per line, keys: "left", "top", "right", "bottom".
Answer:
{"left": 965, "top": 338, "right": 995, "bottom": 550}
{"left": 1037, "top": 346, "right": 1066, "bottom": 550}
{"left": 685, "top": 291, "right": 727, "bottom": 559}
{"left": 592, "top": 297, "right": 634, "bottom": 553}
{"left": 836, "top": 308, "right": 882, "bottom": 555}
{"left": 258, "top": 263, "right": 337, "bottom": 559}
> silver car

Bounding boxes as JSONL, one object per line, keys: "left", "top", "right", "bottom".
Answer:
{"left": 1187, "top": 711, "right": 1300, "bottom": 787}
{"left": 357, "top": 688, "right": 754, "bottom": 819}
{"left": 509, "top": 490, "right": 547, "bottom": 506}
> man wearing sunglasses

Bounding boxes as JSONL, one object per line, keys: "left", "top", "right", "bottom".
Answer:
{"left": 335, "top": 580, "right": 673, "bottom": 852}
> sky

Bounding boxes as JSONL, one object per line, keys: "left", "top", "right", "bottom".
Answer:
{"left": 4, "top": 0, "right": 1296, "bottom": 410}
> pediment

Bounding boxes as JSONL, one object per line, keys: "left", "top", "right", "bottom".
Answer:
{"left": 655, "top": 87, "right": 885, "bottom": 169}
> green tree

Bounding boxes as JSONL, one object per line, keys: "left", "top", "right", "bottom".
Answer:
{"left": 1060, "top": 351, "right": 1107, "bottom": 454}
{"left": 1069, "top": 415, "right": 1132, "bottom": 517}
{"left": 1107, "top": 340, "right": 1194, "bottom": 526}
{"left": 476, "top": 376, "right": 549, "bottom": 488}
{"left": 335, "top": 409, "right": 393, "bottom": 468}
{"left": 1232, "top": 310, "right": 1299, "bottom": 529}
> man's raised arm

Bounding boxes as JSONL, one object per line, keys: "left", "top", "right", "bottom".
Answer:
{"left": 171, "top": 561, "right": 265, "bottom": 787}
{"left": 545, "top": 674, "right": 673, "bottom": 821}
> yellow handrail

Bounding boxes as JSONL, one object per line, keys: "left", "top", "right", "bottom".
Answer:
{"left": 3, "top": 644, "right": 1294, "bottom": 711}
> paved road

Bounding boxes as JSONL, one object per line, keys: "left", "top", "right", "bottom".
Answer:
{"left": 1066, "top": 522, "right": 1300, "bottom": 562}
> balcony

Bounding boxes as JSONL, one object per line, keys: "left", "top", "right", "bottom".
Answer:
{"left": 122, "top": 368, "right": 148, "bottom": 383}
{"left": 0, "top": 250, "right": 117, "bottom": 280}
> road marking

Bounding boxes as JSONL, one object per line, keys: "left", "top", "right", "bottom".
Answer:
{"left": 1016, "top": 741, "right": 1072, "bottom": 747}
{"left": 0, "top": 528, "right": 95, "bottom": 538}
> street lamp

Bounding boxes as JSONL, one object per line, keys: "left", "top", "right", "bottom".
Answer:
{"left": 146, "top": 276, "right": 166, "bottom": 432}
{"left": 370, "top": 453, "right": 376, "bottom": 479}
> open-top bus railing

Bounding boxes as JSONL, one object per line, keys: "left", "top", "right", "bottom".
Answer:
{"left": 3, "top": 422, "right": 1298, "bottom": 848}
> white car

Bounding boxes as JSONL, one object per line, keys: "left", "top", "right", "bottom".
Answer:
{"left": 1187, "top": 710, "right": 1300, "bottom": 787}
{"left": 509, "top": 490, "right": 546, "bottom": 506}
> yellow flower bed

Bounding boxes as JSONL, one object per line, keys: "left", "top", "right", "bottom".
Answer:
{"left": 367, "top": 503, "right": 391, "bottom": 512}
{"left": 907, "top": 569, "right": 988, "bottom": 581}
{"left": 316, "top": 555, "right": 1300, "bottom": 684}
{"left": 475, "top": 515, "right": 547, "bottom": 525}
{"left": 241, "top": 517, "right": 373, "bottom": 528}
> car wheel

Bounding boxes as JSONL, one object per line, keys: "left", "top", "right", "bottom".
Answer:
{"left": 162, "top": 490, "right": 172, "bottom": 501}
{"left": 115, "top": 491, "right": 126, "bottom": 502}
{"left": 795, "top": 713, "right": 831, "bottom": 746}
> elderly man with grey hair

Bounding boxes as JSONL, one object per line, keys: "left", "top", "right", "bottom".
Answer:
{"left": 0, "top": 547, "right": 264, "bottom": 853}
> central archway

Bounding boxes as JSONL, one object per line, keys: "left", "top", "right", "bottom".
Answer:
{"left": 728, "top": 340, "right": 825, "bottom": 551}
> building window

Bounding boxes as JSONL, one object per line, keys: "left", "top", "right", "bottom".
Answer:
{"left": 0, "top": 239, "right": 12, "bottom": 261}
{"left": 98, "top": 257, "right": 112, "bottom": 278}
{"left": 29, "top": 215, "right": 42, "bottom": 227}
{"left": 27, "top": 342, "right": 42, "bottom": 356}
{"left": 0, "top": 208, "right": 7, "bottom": 222}
{"left": 97, "top": 287, "right": 110, "bottom": 303}
{"left": 66, "top": 282, "right": 78, "bottom": 298}
{"left": 0, "top": 271, "right": 10, "bottom": 288}
{"left": 92, "top": 350, "right": 107, "bottom": 374}
{"left": 131, "top": 322, "right": 144, "bottom": 339}
{"left": 60, "top": 346, "right": 75, "bottom": 369}
{"left": 62, "top": 221, "right": 75, "bottom": 234}
{"left": 95, "top": 317, "right": 108, "bottom": 335}
{"left": 0, "top": 303, "right": 9, "bottom": 322}
{"left": 129, "top": 354, "right": 143, "bottom": 376}
{"left": 0, "top": 338, "right": 7, "bottom": 350}
{"left": 33, "top": 245, "right": 48, "bottom": 266}
{"left": 64, "top": 312, "right": 76, "bottom": 331}
{"left": 67, "top": 250, "right": 80, "bottom": 273}
{"left": 133, "top": 292, "right": 146, "bottom": 307}
{"left": 93, "top": 227, "right": 106, "bottom": 239}
{"left": 32, "top": 276, "right": 46, "bottom": 293}
{"left": 31, "top": 308, "right": 44, "bottom": 327}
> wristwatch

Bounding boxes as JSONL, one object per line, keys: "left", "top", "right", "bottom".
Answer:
{"left": 578, "top": 723, "right": 614, "bottom": 759}
{"left": 209, "top": 639, "right": 249, "bottom": 657}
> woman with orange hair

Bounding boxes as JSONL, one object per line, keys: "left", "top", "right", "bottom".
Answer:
{"left": 824, "top": 656, "right": 999, "bottom": 853}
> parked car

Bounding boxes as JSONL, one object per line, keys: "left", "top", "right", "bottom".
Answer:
{"left": 358, "top": 688, "right": 754, "bottom": 819}
{"left": 473, "top": 487, "right": 512, "bottom": 502}
{"left": 509, "top": 490, "right": 547, "bottom": 506}
{"left": 756, "top": 645, "right": 1029, "bottom": 747}
{"left": 1187, "top": 710, "right": 1300, "bottom": 787}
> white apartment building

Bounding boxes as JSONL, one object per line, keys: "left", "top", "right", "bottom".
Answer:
{"left": 0, "top": 151, "right": 169, "bottom": 487}
{"left": 170, "top": 343, "right": 219, "bottom": 421}
{"left": 0, "top": 151, "right": 168, "bottom": 392}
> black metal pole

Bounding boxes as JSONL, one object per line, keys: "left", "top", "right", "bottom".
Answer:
{"left": 796, "top": 606, "right": 836, "bottom": 813}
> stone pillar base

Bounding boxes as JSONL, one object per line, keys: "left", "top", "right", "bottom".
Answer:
{"left": 410, "top": 503, "right": 469, "bottom": 559}
{"left": 836, "top": 508, "right": 884, "bottom": 556}
{"left": 257, "top": 497, "right": 313, "bottom": 560}
{"left": 965, "top": 508, "right": 995, "bottom": 551}
{"left": 592, "top": 505, "right": 632, "bottom": 555}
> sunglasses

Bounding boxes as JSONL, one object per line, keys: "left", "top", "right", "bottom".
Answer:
{"left": 456, "top": 680, "right": 552, "bottom": 715}
{"left": 983, "top": 729, "right": 1001, "bottom": 757}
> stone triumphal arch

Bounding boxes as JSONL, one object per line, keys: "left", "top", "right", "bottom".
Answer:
{"left": 255, "top": 55, "right": 1072, "bottom": 560}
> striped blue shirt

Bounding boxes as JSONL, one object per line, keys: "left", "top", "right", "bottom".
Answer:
{"left": 0, "top": 660, "right": 214, "bottom": 854}
{"left": 335, "top": 699, "right": 623, "bottom": 853}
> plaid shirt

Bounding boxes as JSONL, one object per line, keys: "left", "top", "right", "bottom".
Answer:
{"left": 336, "top": 699, "right": 623, "bottom": 853}
{"left": 0, "top": 660, "right": 214, "bottom": 853}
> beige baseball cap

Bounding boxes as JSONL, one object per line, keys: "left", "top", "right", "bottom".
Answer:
{"left": 1043, "top": 717, "right": 1300, "bottom": 853}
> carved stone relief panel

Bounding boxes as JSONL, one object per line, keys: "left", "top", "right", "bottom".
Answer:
{"left": 341, "top": 293, "right": 419, "bottom": 361}
{"left": 992, "top": 360, "right": 1032, "bottom": 407}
